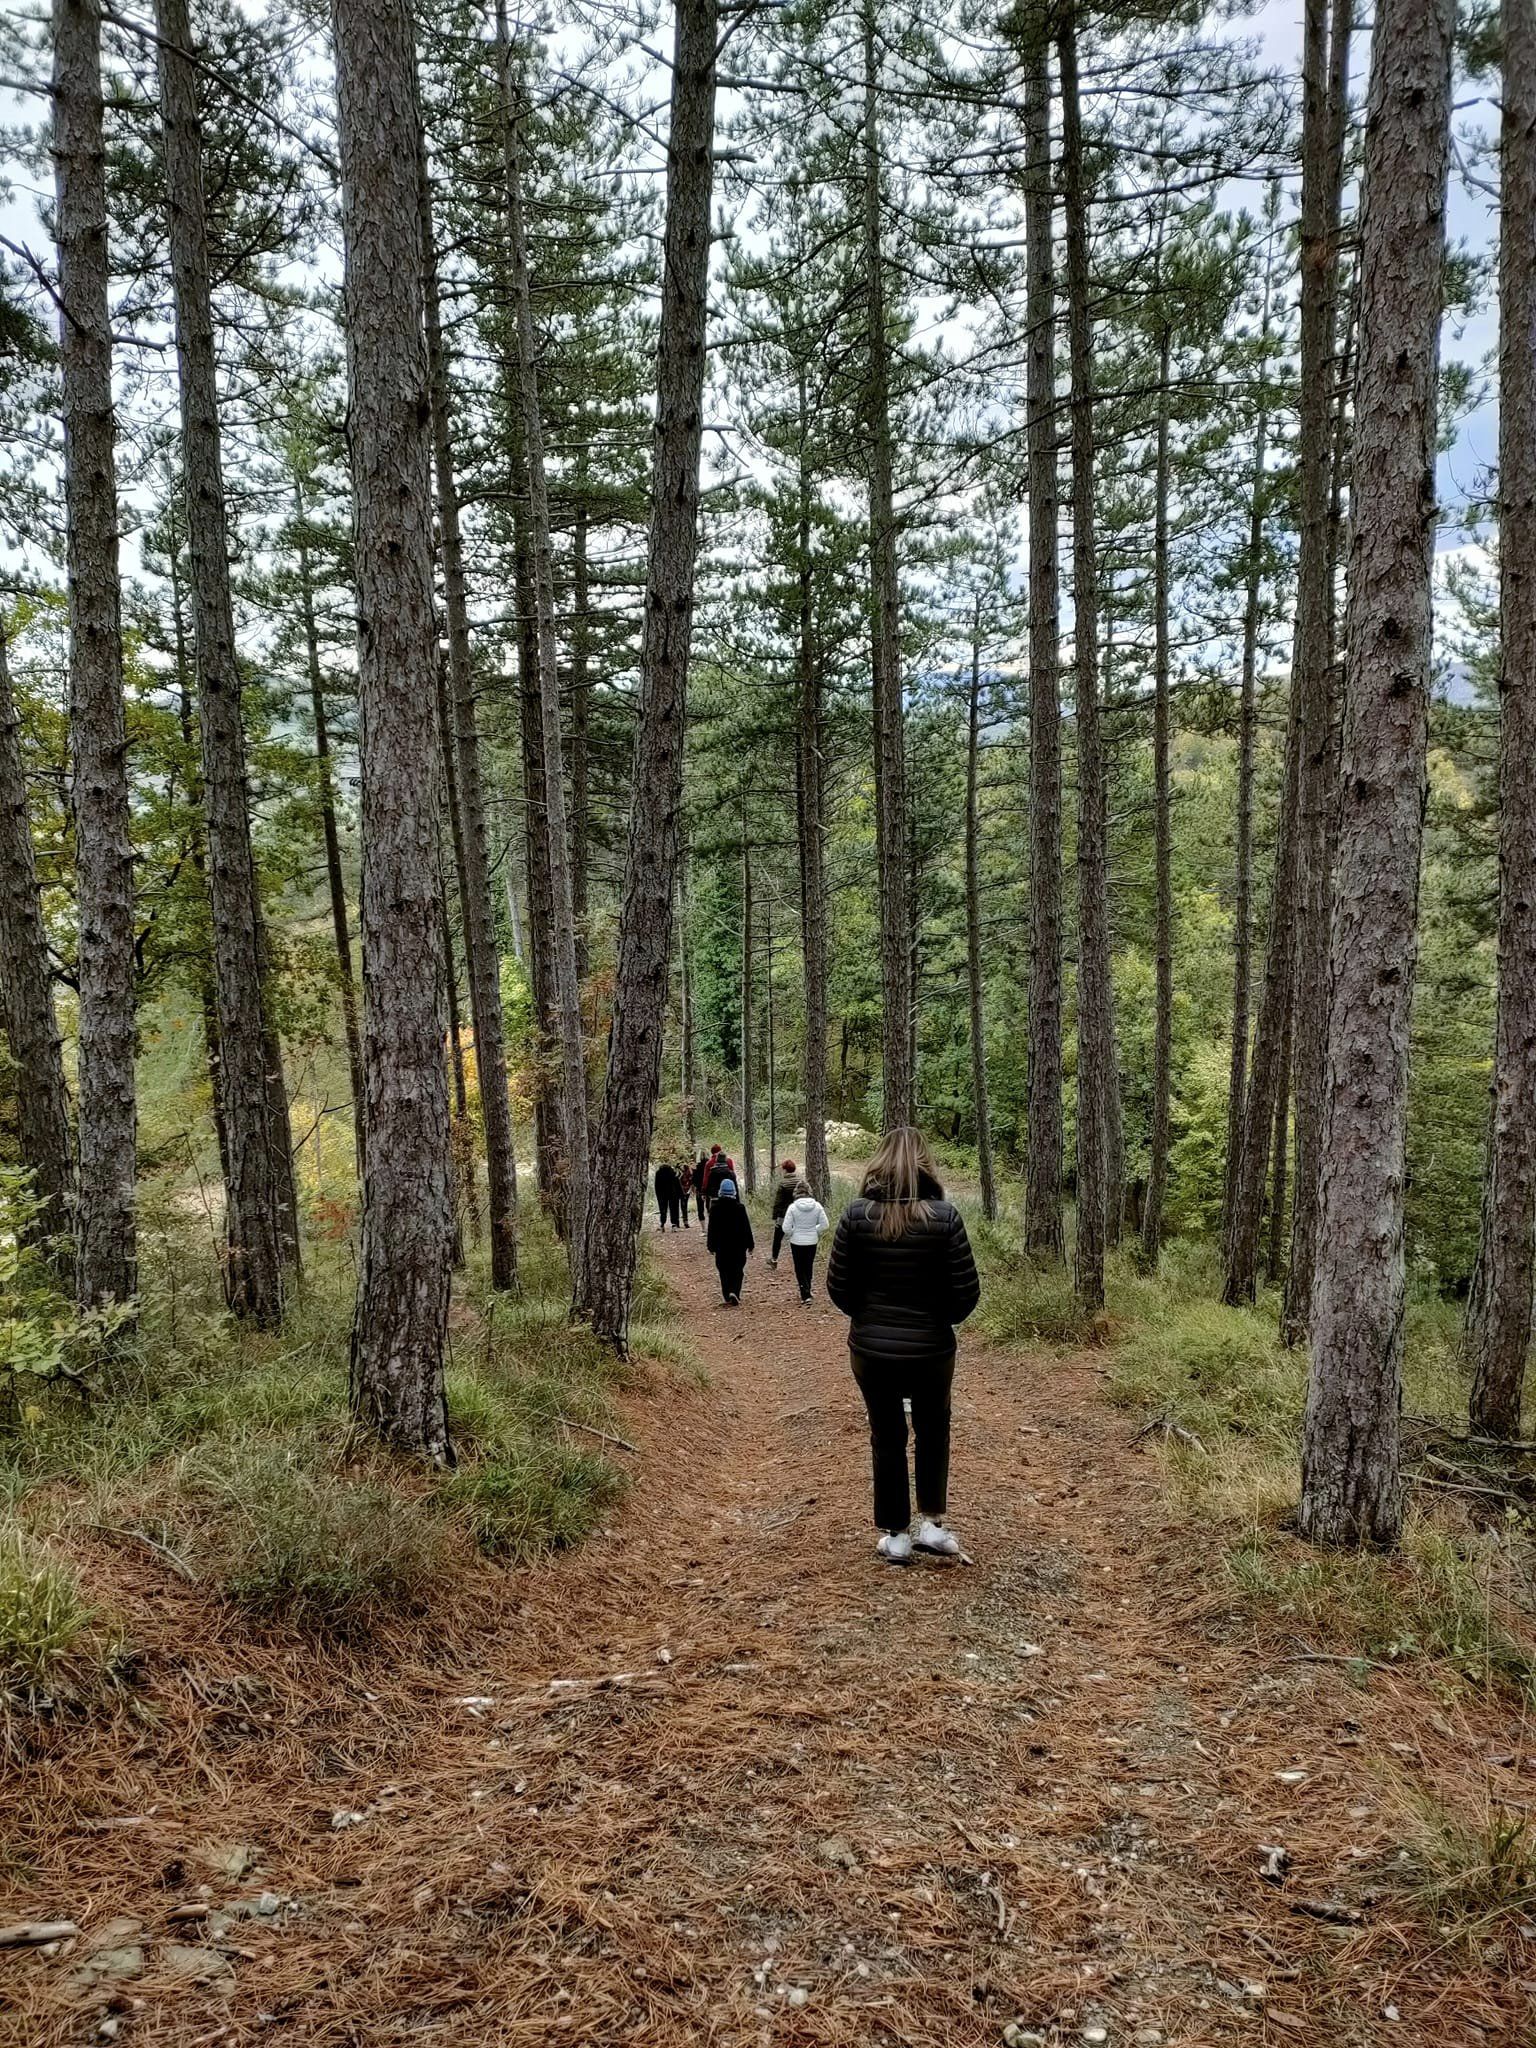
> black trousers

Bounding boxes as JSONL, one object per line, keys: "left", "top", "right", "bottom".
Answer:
{"left": 657, "top": 1188, "right": 681, "bottom": 1229}
{"left": 716, "top": 1257, "right": 745, "bottom": 1302}
{"left": 851, "top": 1352, "right": 954, "bottom": 1530}
{"left": 790, "top": 1242, "right": 816, "bottom": 1299}
{"left": 771, "top": 1222, "right": 784, "bottom": 1261}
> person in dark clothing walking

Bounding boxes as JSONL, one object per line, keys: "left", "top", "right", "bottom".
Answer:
{"left": 706, "top": 1151, "right": 736, "bottom": 1202}
{"left": 678, "top": 1159, "right": 694, "bottom": 1226}
{"left": 654, "top": 1160, "right": 683, "bottom": 1231}
{"left": 694, "top": 1151, "right": 712, "bottom": 1222}
{"left": 767, "top": 1158, "right": 799, "bottom": 1268}
{"left": 706, "top": 1177, "right": 754, "bottom": 1304}
{"left": 826, "top": 1127, "right": 980, "bottom": 1564}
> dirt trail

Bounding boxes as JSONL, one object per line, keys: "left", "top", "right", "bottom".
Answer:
{"left": 5, "top": 1230, "right": 1528, "bottom": 2046}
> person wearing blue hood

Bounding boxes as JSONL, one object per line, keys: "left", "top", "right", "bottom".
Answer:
{"left": 705, "top": 1176, "right": 754, "bottom": 1305}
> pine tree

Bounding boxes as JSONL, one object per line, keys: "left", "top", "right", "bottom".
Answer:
{"left": 332, "top": 0, "right": 453, "bottom": 1460}
{"left": 1299, "top": 0, "right": 1455, "bottom": 1548}
{"left": 576, "top": 0, "right": 718, "bottom": 1350}
{"left": 1465, "top": 0, "right": 1536, "bottom": 1439}
{"left": 54, "top": 0, "right": 137, "bottom": 1313}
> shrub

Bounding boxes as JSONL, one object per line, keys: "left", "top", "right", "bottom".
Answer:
{"left": 169, "top": 1447, "right": 455, "bottom": 1635}
{"left": 1397, "top": 1790, "right": 1536, "bottom": 1935}
{"left": 441, "top": 1441, "right": 625, "bottom": 1560}
{"left": 0, "top": 1527, "right": 115, "bottom": 1712}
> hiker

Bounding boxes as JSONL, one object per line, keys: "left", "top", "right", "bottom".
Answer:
{"left": 695, "top": 1148, "right": 714, "bottom": 1220}
{"left": 678, "top": 1158, "right": 694, "bottom": 1227}
{"left": 654, "top": 1159, "right": 682, "bottom": 1231}
{"left": 706, "top": 1177, "right": 754, "bottom": 1304}
{"left": 780, "top": 1179, "right": 830, "bottom": 1302}
{"left": 826, "top": 1126, "right": 980, "bottom": 1565}
{"left": 706, "top": 1149, "right": 736, "bottom": 1202}
{"left": 766, "top": 1158, "right": 799, "bottom": 1268}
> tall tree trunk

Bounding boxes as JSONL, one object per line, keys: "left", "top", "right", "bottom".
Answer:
{"left": 860, "top": 0, "right": 912, "bottom": 1130}
{"left": 510, "top": 440, "right": 565, "bottom": 1230}
{"left": 293, "top": 482, "right": 365, "bottom": 1174}
{"left": 679, "top": 849, "right": 697, "bottom": 1153}
{"left": 740, "top": 820, "right": 756, "bottom": 1195}
{"left": 1223, "top": 698, "right": 1302, "bottom": 1298}
{"left": 421, "top": 167, "right": 519, "bottom": 1289}
{"left": 497, "top": 28, "right": 591, "bottom": 1268}
{"left": 1223, "top": 236, "right": 1275, "bottom": 1246}
{"left": 1023, "top": 38, "right": 1065, "bottom": 1259}
{"left": 1299, "top": 0, "right": 1454, "bottom": 1548}
{"left": 155, "top": 0, "right": 284, "bottom": 1326}
{"left": 795, "top": 389, "right": 831, "bottom": 1203}
{"left": 262, "top": 1000, "right": 299, "bottom": 1274}
{"left": 332, "top": 0, "right": 453, "bottom": 1463}
{"left": 1266, "top": 1007, "right": 1291, "bottom": 1285}
{"left": 1141, "top": 319, "right": 1174, "bottom": 1266}
{"left": 1281, "top": 0, "right": 1355, "bottom": 1348}
{"left": 54, "top": 0, "right": 136, "bottom": 1313}
{"left": 570, "top": 471, "right": 591, "bottom": 986}
{"left": 0, "top": 624, "right": 74, "bottom": 1270}
{"left": 574, "top": 0, "right": 716, "bottom": 1350}
{"left": 765, "top": 900, "right": 777, "bottom": 1173}
{"left": 965, "top": 603, "right": 997, "bottom": 1222}
{"left": 1059, "top": 6, "right": 1110, "bottom": 1312}
{"left": 1466, "top": 0, "right": 1536, "bottom": 1439}
{"left": 438, "top": 867, "right": 477, "bottom": 1261}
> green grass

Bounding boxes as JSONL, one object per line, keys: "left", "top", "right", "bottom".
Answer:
{"left": 0, "top": 1528, "right": 118, "bottom": 1714}
{"left": 1, "top": 1203, "right": 686, "bottom": 1643}
{"left": 967, "top": 1219, "right": 1535, "bottom": 1699}
{"left": 1395, "top": 1788, "right": 1536, "bottom": 1938}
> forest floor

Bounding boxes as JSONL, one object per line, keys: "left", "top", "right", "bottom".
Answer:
{"left": 3, "top": 1228, "right": 1532, "bottom": 2047}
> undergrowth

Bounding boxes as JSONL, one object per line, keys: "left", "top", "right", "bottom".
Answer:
{"left": 971, "top": 1221, "right": 1536, "bottom": 1700}
{"left": 0, "top": 1198, "right": 683, "bottom": 1659}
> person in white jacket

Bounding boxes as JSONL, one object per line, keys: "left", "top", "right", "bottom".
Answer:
{"left": 780, "top": 1180, "right": 830, "bottom": 1302}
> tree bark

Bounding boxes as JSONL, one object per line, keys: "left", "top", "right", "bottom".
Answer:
{"left": 1281, "top": 0, "right": 1354, "bottom": 1348}
{"left": 679, "top": 849, "right": 697, "bottom": 1153}
{"left": 965, "top": 603, "right": 997, "bottom": 1222}
{"left": 1223, "top": 233, "right": 1275, "bottom": 1248}
{"left": 1141, "top": 317, "right": 1174, "bottom": 1267}
{"left": 570, "top": 471, "right": 591, "bottom": 986}
{"left": 574, "top": 0, "right": 716, "bottom": 1350}
{"left": 795, "top": 379, "right": 831, "bottom": 1204}
{"left": 54, "top": 0, "right": 136, "bottom": 1313}
{"left": 740, "top": 819, "right": 756, "bottom": 1196}
{"left": 1465, "top": 0, "right": 1536, "bottom": 1438}
{"left": 509, "top": 433, "right": 565, "bottom": 1231}
{"left": 1059, "top": 7, "right": 1110, "bottom": 1312}
{"left": 332, "top": 0, "right": 453, "bottom": 1463}
{"left": 1023, "top": 40, "right": 1065, "bottom": 1259}
{"left": 435, "top": 661, "right": 482, "bottom": 1254}
{"left": 422, "top": 164, "right": 519, "bottom": 1289}
{"left": 497, "top": 30, "right": 591, "bottom": 1267}
{"left": 1299, "top": 0, "right": 1454, "bottom": 1548}
{"left": 155, "top": 0, "right": 285, "bottom": 1326}
{"left": 0, "top": 624, "right": 74, "bottom": 1271}
{"left": 1266, "top": 1003, "right": 1292, "bottom": 1285}
{"left": 860, "top": 0, "right": 912, "bottom": 1131}
{"left": 293, "top": 480, "right": 365, "bottom": 1174}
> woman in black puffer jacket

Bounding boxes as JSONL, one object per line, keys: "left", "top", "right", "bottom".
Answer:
{"left": 827, "top": 1127, "right": 980, "bottom": 1565}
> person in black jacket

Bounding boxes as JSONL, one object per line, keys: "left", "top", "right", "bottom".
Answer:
{"left": 826, "top": 1127, "right": 981, "bottom": 1564}
{"left": 695, "top": 1149, "right": 715, "bottom": 1220}
{"left": 705, "top": 1177, "right": 754, "bottom": 1304}
{"left": 654, "top": 1160, "right": 683, "bottom": 1231}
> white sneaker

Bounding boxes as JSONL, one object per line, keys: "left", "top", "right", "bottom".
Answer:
{"left": 914, "top": 1518, "right": 962, "bottom": 1559}
{"left": 876, "top": 1531, "right": 913, "bottom": 1565}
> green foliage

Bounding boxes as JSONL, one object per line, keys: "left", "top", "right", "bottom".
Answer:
{"left": 0, "top": 1529, "right": 115, "bottom": 1713}
{"left": 167, "top": 1447, "right": 454, "bottom": 1635}
{"left": 1397, "top": 1790, "right": 1536, "bottom": 1935}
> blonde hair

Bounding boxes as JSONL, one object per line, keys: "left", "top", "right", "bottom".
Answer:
{"left": 861, "top": 1126, "right": 942, "bottom": 1240}
{"left": 793, "top": 1177, "right": 812, "bottom": 1198}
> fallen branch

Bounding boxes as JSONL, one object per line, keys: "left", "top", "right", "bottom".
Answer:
{"left": 556, "top": 1415, "right": 639, "bottom": 1455}
{"left": 0, "top": 1921, "right": 78, "bottom": 1947}
{"left": 90, "top": 1523, "right": 199, "bottom": 1582}
{"left": 1131, "top": 1412, "right": 1206, "bottom": 1453}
